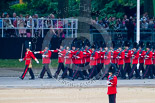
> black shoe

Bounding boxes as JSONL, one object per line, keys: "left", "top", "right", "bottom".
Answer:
{"left": 101, "top": 77, "right": 105, "bottom": 80}
{"left": 38, "top": 77, "right": 43, "bottom": 79}
{"left": 71, "top": 77, "right": 74, "bottom": 81}
{"left": 29, "top": 78, "right": 35, "bottom": 80}
{"left": 19, "top": 76, "right": 23, "bottom": 80}
{"left": 53, "top": 75, "right": 58, "bottom": 79}
{"left": 47, "top": 77, "right": 52, "bottom": 79}
{"left": 78, "top": 77, "right": 84, "bottom": 80}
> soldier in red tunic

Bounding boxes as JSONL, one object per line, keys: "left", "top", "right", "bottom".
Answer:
{"left": 138, "top": 42, "right": 146, "bottom": 77}
{"left": 83, "top": 44, "right": 91, "bottom": 74}
{"left": 62, "top": 46, "right": 72, "bottom": 79}
{"left": 116, "top": 45, "right": 125, "bottom": 79}
{"left": 153, "top": 45, "right": 155, "bottom": 77}
{"left": 19, "top": 41, "right": 39, "bottom": 80}
{"left": 53, "top": 45, "right": 66, "bottom": 79}
{"left": 124, "top": 41, "right": 132, "bottom": 78}
{"left": 109, "top": 42, "right": 119, "bottom": 76}
{"left": 34, "top": 46, "right": 53, "bottom": 79}
{"left": 152, "top": 44, "right": 155, "bottom": 76}
{"left": 143, "top": 43, "right": 153, "bottom": 79}
{"left": 96, "top": 47, "right": 102, "bottom": 77}
{"left": 107, "top": 68, "right": 117, "bottom": 103}
{"left": 129, "top": 44, "right": 140, "bottom": 79}
{"left": 102, "top": 46, "right": 111, "bottom": 79}
{"left": 88, "top": 45, "right": 98, "bottom": 79}
{"left": 72, "top": 46, "right": 85, "bottom": 80}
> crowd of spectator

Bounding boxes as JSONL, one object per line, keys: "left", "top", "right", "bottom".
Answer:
{"left": 0, "top": 12, "right": 76, "bottom": 38}
{"left": 0, "top": 12, "right": 155, "bottom": 38}
{"left": 91, "top": 12, "right": 155, "bottom": 30}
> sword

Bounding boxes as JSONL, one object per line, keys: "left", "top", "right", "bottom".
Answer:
{"left": 21, "top": 43, "right": 24, "bottom": 59}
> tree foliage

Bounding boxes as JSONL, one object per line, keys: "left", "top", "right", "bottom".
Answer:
{"left": 0, "top": 0, "right": 148, "bottom": 18}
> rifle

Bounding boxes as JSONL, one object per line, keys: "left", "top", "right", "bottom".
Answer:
{"left": 21, "top": 43, "right": 24, "bottom": 59}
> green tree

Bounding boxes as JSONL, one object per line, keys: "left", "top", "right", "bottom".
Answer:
{"left": 144, "top": 0, "right": 154, "bottom": 17}
{"left": 58, "top": 0, "right": 68, "bottom": 18}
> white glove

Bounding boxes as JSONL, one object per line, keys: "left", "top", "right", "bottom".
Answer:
{"left": 51, "top": 50, "right": 54, "bottom": 52}
{"left": 42, "top": 55, "right": 47, "bottom": 58}
{"left": 36, "top": 60, "right": 39, "bottom": 64}
{"left": 107, "top": 81, "right": 112, "bottom": 86}
{"left": 19, "top": 59, "right": 23, "bottom": 62}
{"left": 34, "top": 51, "right": 39, "bottom": 54}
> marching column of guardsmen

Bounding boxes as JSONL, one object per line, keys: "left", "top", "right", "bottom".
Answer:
{"left": 19, "top": 40, "right": 155, "bottom": 80}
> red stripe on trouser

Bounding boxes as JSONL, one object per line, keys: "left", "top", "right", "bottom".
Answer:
{"left": 89, "top": 66, "right": 95, "bottom": 78}
{"left": 73, "top": 70, "right": 78, "bottom": 78}
{"left": 103, "top": 68, "right": 108, "bottom": 77}
{"left": 62, "top": 67, "right": 68, "bottom": 77}
{"left": 56, "top": 63, "right": 62, "bottom": 75}
{"left": 73, "top": 65, "right": 80, "bottom": 78}
{"left": 22, "top": 65, "right": 29, "bottom": 78}
{"left": 116, "top": 65, "right": 122, "bottom": 77}
{"left": 124, "top": 64, "right": 128, "bottom": 73}
{"left": 143, "top": 65, "right": 149, "bottom": 77}
{"left": 129, "top": 64, "right": 136, "bottom": 77}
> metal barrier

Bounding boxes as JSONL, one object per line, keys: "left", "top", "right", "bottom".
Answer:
{"left": 90, "top": 28, "right": 155, "bottom": 42}
{"left": 0, "top": 18, "right": 78, "bottom": 38}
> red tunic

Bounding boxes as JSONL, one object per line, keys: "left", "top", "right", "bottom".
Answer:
{"left": 111, "top": 50, "right": 119, "bottom": 64}
{"left": 117, "top": 51, "right": 125, "bottom": 65}
{"left": 39, "top": 50, "right": 51, "bottom": 64}
{"left": 90, "top": 51, "right": 98, "bottom": 66}
{"left": 23, "top": 51, "right": 36, "bottom": 65}
{"left": 104, "top": 51, "right": 111, "bottom": 65}
{"left": 107, "top": 75, "right": 117, "bottom": 95}
{"left": 153, "top": 51, "right": 155, "bottom": 64}
{"left": 124, "top": 49, "right": 132, "bottom": 63}
{"left": 100, "top": 51, "right": 105, "bottom": 64}
{"left": 70, "top": 50, "right": 77, "bottom": 64}
{"left": 145, "top": 51, "right": 153, "bottom": 65}
{"left": 64, "top": 51, "right": 72, "bottom": 64}
{"left": 54, "top": 49, "right": 66, "bottom": 63}
{"left": 83, "top": 49, "right": 91, "bottom": 63}
{"left": 97, "top": 51, "right": 101, "bottom": 64}
{"left": 74, "top": 50, "right": 83, "bottom": 64}
{"left": 132, "top": 51, "right": 139, "bottom": 64}
{"left": 139, "top": 50, "right": 146, "bottom": 63}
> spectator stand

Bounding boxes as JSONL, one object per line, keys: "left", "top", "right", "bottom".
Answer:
{"left": 0, "top": 18, "right": 78, "bottom": 38}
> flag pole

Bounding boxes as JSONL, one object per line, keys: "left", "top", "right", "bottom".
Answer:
{"left": 136, "top": 0, "right": 140, "bottom": 43}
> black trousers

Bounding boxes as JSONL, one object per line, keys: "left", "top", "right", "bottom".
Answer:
{"left": 143, "top": 65, "right": 153, "bottom": 79}
{"left": 124, "top": 63, "right": 131, "bottom": 78}
{"left": 109, "top": 94, "right": 116, "bottom": 103}
{"left": 85, "top": 62, "right": 91, "bottom": 74}
{"left": 81, "top": 64, "right": 88, "bottom": 77}
{"left": 116, "top": 65, "right": 125, "bottom": 78}
{"left": 88, "top": 65, "right": 98, "bottom": 79}
{"left": 72, "top": 64, "right": 84, "bottom": 79}
{"left": 40, "top": 64, "right": 52, "bottom": 78}
{"left": 62, "top": 64, "right": 70, "bottom": 78}
{"left": 153, "top": 64, "right": 155, "bottom": 76}
{"left": 138, "top": 63, "right": 145, "bottom": 76}
{"left": 129, "top": 64, "right": 140, "bottom": 78}
{"left": 97, "top": 63, "right": 103, "bottom": 75}
{"left": 21, "top": 65, "right": 35, "bottom": 79}
{"left": 55, "top": 63, "right": 64, "bottom": 77}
